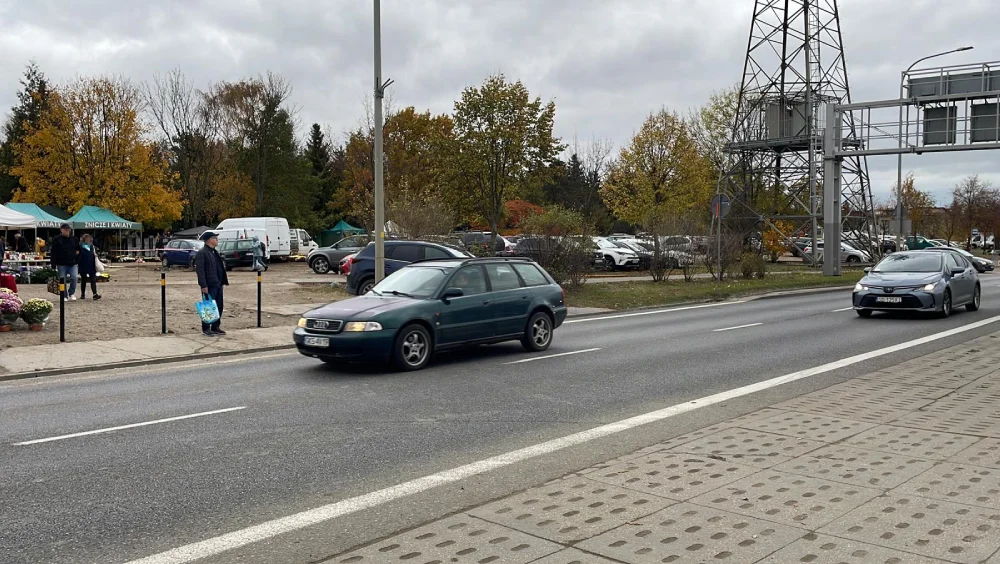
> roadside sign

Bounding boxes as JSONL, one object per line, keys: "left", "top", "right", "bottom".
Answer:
{"left": 711, "top": 195, "right": 731, "bottom": 219}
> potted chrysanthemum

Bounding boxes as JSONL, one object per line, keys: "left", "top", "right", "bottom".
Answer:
{"left": 21, "top": 298, "right": 54, "bottom": 331}
{"left": 0, "top": 293, "right": 23, "bottom": 328}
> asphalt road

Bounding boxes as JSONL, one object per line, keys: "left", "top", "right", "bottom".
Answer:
{"left": 4, "top": 282, "right": 1000, "bottom": 564}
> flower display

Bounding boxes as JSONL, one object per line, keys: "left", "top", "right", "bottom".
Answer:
{"left": 21, "top": 298, "right": 53, "bottom": 325}
{"left": 0, "top": 293, "right": 23, "bottom": 324}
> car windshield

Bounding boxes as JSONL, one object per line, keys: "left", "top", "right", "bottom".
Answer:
{"left": 873, "top": 253, "right": 942, "bottom": 273}
{"left": 617, "top": 241, "right": 643, "bottom": 252}
{"left": 370, "top": 266, "right": 450, "bottom": 298}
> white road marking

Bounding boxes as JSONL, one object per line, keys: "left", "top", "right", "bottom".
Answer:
{"left": 831, "top": 307, "right": 855, "bottom": 312}
{"left": 124, "top": 314, "right": 1000, "bottom": 564}
{"left": 503, "top": 348, "right": 601, "bottom": 365}
{"left": 13, "top": 407, "right": 247, "bottom": 446}
{"left": 712, "top": 323, "right": 763, "bottom": 333}
{"left": 563, "top": 301, "right": 747, "bottom": 324}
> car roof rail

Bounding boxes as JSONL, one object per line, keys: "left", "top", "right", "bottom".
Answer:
{"left": 462, "top": 256, "right": 534, "bottom": 264}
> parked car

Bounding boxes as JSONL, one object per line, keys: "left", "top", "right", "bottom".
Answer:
{"left": 618, "top": 238, "right": 693, "bottom": 269}
{"left": 923, "top": 246, "right": 995, "bottom": 273}
{"left": 308, "top": 235, "right": 373, "bottom": 274}
{"left": 346, "top": 240, "right": 472, "bottom": 295}
{"left": 802, "top": 241, "right": 871, "bottom": 264}
{"left": 218, "top": 239, "right": 264, "bottom": 271}
{"left": 592, "top": 237, "right": 640, "bottom": 270}
{"left": 161, "top": 239, "right": 203, "bottom": 268}
{"left": 295, "top": 257, "right": 568, "bottom": 370}
{"left": 339, "top": 253, "right": 357, "bottom": 276}
{"left": 854, "top": 249, "right": 981, "bottom": 318}
{"left": 904, "top": 236, "right": 941, "bottom": 250}
{"left": 454, "top": 231, "right": 514, "bottom": 256}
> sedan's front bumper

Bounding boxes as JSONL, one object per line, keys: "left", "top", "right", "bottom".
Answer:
{"left": 293, "top": 328, "right": 394, "bottom": 363}
{"left": 853, "top": 289, "right": 939, "bottom": 312}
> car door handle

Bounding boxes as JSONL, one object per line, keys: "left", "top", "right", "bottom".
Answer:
{"left": 482, "top": 300, "right": 491, "bottom": 305}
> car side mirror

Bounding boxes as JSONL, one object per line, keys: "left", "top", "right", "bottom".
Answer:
{"left": 441, "top": 287, "right": 464, "bottom": 301}
{"left": 951, "top": 268, "right": 965, "bottom": 276}
{"left": 863, "top": 267, "right": 871, "bottom": 274}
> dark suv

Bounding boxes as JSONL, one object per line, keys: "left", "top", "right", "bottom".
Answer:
{"left": 346, "top": 240, "right": 471, "bottom": 295}
{"left": 218, "top": 239, "right": 263, "bottom": 271}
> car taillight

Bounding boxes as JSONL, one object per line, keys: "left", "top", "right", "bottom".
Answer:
{"left": 342, "top": 256, "right": 353, "bottom": 274}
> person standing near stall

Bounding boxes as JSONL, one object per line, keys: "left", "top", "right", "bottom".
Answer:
{"left": 193, "top": 230, "right": 228, "bottom": 336}
{"left": 50, "top": 223, "right": 80, "bottom": 301}
{"left": 78, "top": 234, "right": 102, "bottom": 301}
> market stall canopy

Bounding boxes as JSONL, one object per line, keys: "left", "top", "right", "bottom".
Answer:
{"left": 67, "top": 206, "right": 142, "bottom": 231}
{"left": 0, "top": 205, "right": 37, "bottom": 229}
{"left": 4, "top": 202, "right": 68, "bottom": 229}
{"left": 319, "top": 219, "right": 365, "bottom": 247}
{"left": 172, "top": 225, "right": 213, "bottom": 239}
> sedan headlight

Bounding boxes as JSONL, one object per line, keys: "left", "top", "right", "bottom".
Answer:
{"left": 854, "top": 283, "right": 867, "bottom": 291}
{"left": 922, "top": 282, "right": 938, "bottom": 292}
{"left": 297, "top": 318, "right": 307, "bottom": 328}
{"left": 343, "top": 321, "right": 383, "bottom": 332}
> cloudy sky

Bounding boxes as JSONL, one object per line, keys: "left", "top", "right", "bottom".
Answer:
{"left": 1, "top": 0, "right": 998, "bottom": 204}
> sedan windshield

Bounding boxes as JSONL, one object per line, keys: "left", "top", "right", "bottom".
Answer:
{"left": 874, "top": 253, "right": 942, "bottom": 273}
{"left": 371, "top": 266, "right": 451, "bottom": 298}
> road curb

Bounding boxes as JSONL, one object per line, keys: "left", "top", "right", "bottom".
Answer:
{"left": 0, "top": 344, "right": 297, "bottom": 383}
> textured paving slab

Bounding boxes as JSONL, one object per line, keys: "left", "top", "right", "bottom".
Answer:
{"left": 757, "top": 532, "right": 948, "bottom": 564}
{"left": 873, "top": 347, "right": 1000, "bottom": 388}
{"left": 527, "top": 548, "right": 619, "bottom": 563}
{"left": 919, "top": 390, "right": 1000, "bottom": 416}
{"left": 577, "top": 502, "right": 804, "bottom": 564}
{"left": 896, "top": 463, "right": 1000, "bottom": 509}
{"left": 950, "top": 438, "right": 1000, "bottom": 469}
{"left": 668, "top": 427, "right": 824, "bottom": 468}
{"left": 820, "top": 495, "right": 1000, "bottom": 563}
{"left": 893, "top": 410, "right": 1000, "bottom": 438}
{"left": 689, "top": 469, "right": 880, "bottom": 529}
{"left": 772, "top": 444, "right": 936, "bottom": 489}
{"left": 742, "top": 411, "right": 876, "bottom": 443}
{"left": 332, "top": 515, "right": 560, "bottom": 563}
{"left": 845, "top": 424, "right": 982, "bottom": 460}
{"left": 773, "top": 380, "right": 947, "bottom": 423}
{"left": 587, "top": 452, "right": 758, "bottom": 501}
{"left": 469, "top": 477, "right": 672, "bottom": 543}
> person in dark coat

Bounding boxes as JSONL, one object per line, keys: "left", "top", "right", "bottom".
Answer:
{"left": 193, "top": 230, "right": 229, "bottom": 336}
{"left": 14, "top": 232, "right": 30, "bottom": 253}
{"left": 0, "top": 236, "right": 6, "bottom": 270}
{"left": 78, "top": 234, "right": 101, "bottom": 300}
{"left": 49, "top": 223, "right": 81, "bottom": 301}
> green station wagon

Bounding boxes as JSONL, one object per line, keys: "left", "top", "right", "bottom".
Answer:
{"left": 294, "top": 257, "right": 568, "bottom": 370}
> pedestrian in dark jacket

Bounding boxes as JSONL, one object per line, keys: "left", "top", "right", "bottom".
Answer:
{"left": 14, "top": 232, "right": 29, "bottom": 253}
{"left": 50, "top": 223, "right": 81, "bottom": 301}
{"left": 0, "top": 236, "right": 6, "bottom": 270}
{"left": 78, "top": 234, "right": 101, "bottom": 300}
{"left": 193, "top": 230, "right": 229, "bottom": 336}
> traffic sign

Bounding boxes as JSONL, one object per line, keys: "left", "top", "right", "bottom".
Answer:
{"left": 711, "top": 195, "right": 731, "bottom": 219}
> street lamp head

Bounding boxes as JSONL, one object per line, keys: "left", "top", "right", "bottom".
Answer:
{"left": 958, "top": 46, "right": 974, "bottom": 52}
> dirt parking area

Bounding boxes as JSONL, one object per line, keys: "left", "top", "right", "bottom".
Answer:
{"left": 1, "top": 262, "right": 347, "bottom": 348}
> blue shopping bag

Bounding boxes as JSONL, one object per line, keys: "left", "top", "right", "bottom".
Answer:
{"left": 196, "top": 296, "right": 221, "bottom": 325}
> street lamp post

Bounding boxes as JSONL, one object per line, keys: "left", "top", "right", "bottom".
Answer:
{"left": 373, "top": 0, "right": 393, "bottom": 283}
{"left": 896, "top": 46, "right": 973, "bottom": 251}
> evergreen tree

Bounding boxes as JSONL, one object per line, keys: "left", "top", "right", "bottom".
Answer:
{"left": 1, "top": 61, "right": 51, "bottom": 201}
{"left": 305, "top": 123, "right": 331, "bottom": 175}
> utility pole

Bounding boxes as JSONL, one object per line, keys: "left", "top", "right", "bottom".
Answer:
{"left": 372, "top": 0, "right": 393, "bottom": 283}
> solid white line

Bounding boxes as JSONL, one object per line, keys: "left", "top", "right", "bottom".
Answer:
{"left": 124, "top": 315, "right": 1000, "bottom": 564}
{"left": 564, "top": 300, "right": 747, "bottom": 324}
{"left": 713, "top": 323, "right": 763, "bottom": 333}
{"left": 504, "top": 348, "right": 601, "bottom": 365}
{"left": 831, "top": 307, "right": 855, "bottom": 312}
{"left": 13, "top": 407, "right": 247, "bottom": 446}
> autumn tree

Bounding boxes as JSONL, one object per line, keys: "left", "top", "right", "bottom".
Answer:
{"left": 12, "top": 76, "right": 182, "bottom": 228}
{"left": 451, "top": 74, "right": 562, "bottom": 247}
{"left": 885, "top": 173, "right": 935, "bottom": 237}
{"left": 688, "top": 85, "right": 739, "bottom": 174}
{"left": 952, "top": 174, "right": 997, "bottom": 247}
{"left": 0, "top": 62, "right": 52, "bottom": 202}
{"left": 146, "top": 69, "right": 224, "bottom": 227}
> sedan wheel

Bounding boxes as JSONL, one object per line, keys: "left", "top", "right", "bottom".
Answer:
{"left": 967, "top": 285, "right": 982, "bottom": 312}
{"left": 311, "top": 257, "right": 331, "bottom": 274}
{"left": 521, "top": 312, "right": 553, "bottom": 352}
{"left": 857, "top": 309, "right": 872, "bottom": 318}
{"left": 846, "top": 255, "right": 860, "bottom": 264}
{"left": 604, "top": 256, "right": 617, "bottom": 272}
{"left": 939, "top": 289, "right": 953, "bottom": 318}
{"left": 393, "top": 324, "right": 431, "bottom": 371}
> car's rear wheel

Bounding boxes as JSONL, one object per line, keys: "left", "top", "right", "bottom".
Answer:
{"left": 940, "top": 289, "right": 953, "bottom": 318}
{"left": 358, "top": 278, "right": 375, "bottom": 295}
{"left": 968, "top": 284, "right": 981, "bottom": 312}
{"left": 311, "top": 257, "right": 331, "bottom": 274}
{"left": 393, "top": 324, "right": 431, "bottom": 371}
{"left": 521, "top": 312, "right": 553, "bottom": 352}
{"left": 857, "top": 309, "right": 872, "bottom": 318}
{"left": 846, "top": 255, "right": 860, "bottom": 264}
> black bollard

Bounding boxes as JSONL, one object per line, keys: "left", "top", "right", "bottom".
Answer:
{"left": 161, "top": 271, "right": 166, "bottom": 334}
{"left": 257, "top": 271, "right": 262, "bottom": 328}
{"left": 59, "top": 277, "right": 65, "bottom": 343}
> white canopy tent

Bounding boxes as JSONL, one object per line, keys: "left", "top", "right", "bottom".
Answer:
{"left": 0, "top": 205, "right": 37, "bottom": 229}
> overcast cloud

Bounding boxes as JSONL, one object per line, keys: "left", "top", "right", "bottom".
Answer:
{"left": 1, "top": 0, "right": 998, "bottom": 204}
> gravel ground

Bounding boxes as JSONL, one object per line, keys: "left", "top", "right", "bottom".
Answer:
{"left": 1, "top": 262, "right": 346, "bottom": 348}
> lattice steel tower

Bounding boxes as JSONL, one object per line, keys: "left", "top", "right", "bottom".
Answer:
{"left": 722, "top": 0, "right": 876, "bottom": 257}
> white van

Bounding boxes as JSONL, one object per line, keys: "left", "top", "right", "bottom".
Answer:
{"left": 290, "top": 228, "right": 318, "bottom": 256}
{"left": 216, "top": 217, "right": 291, "bottom": 258}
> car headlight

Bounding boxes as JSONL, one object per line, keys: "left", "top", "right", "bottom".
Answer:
{"left": 297, "top": 318, "right": 307, "bottom": 328}
{"left": 343, "top": 321, "right": 383, "bottom": 332}
{"left": 854, "top": 283, "right": 867, "bottom": 291}
{"left": 922, "top": 282, "right": 937, "bottom": 291}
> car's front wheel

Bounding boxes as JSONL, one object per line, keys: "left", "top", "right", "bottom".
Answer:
{"left": 846, "top": 255, "right": 860, "bottom": 264}
{"left": 521, "top": 312, "right": 553, "bottom": 352}
{"left": 393, "top": 324, "right": 431, "bottom": 371}
{"left": 604, "top": 256, "right": 617, "bottom": 272}
{"left": 857, "top": 309, "right": 872, "bottom": 318}
{"left": 939, "top": 289, "right": 953, "bottom": 318}
{"left": 968, "top": 284, "right": 981, "bottom": 312}
{"left": 311, "top": 257, "right": 331, "bottom": 274}
{"left": 358, "top": 278, "right": 375, "bottom": 295}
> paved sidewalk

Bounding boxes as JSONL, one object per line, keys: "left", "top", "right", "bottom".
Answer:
{"left": 332, "top": 333, "right": 1000, "bottom": 564}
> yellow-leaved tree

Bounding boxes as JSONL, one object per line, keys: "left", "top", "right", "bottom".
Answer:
{"left": 12, "top": 76, "right": 183, "bottom": 229}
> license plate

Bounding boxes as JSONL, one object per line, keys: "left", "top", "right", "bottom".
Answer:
{"left": 304, "top": 336, "right": 330, "bottom": 347}
{"left": 876, "top": 297, "right": 902, "bottom": 303}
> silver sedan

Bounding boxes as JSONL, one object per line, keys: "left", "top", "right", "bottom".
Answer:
{"left": 853, "top": 250, "right": 981, "bottom": 318}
